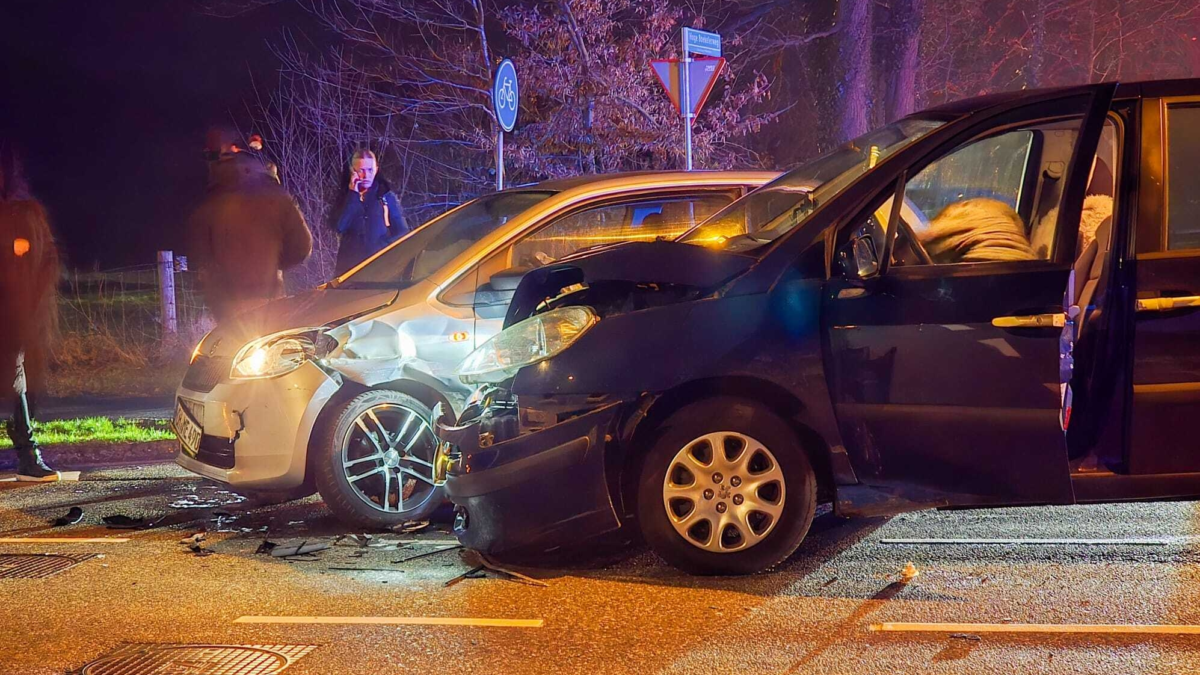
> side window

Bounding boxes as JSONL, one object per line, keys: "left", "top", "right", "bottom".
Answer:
{"left": 1167, "top": 104, "right": 1200, "bottom": 250}
{"left": 509, "top": 194, "right": 732, "bottom": 267}
{"left": 897, "top": 116, "right": 1096, "bottom": 266}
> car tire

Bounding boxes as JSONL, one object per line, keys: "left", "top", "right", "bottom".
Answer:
{"left": 313, "top": 389, "right": 445, "bottom": 529}
{"left": 636, "top": 397, "right": 816, "bottom": 575}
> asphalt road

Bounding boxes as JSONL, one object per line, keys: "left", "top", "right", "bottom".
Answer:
{"left": 2, "top": 461, "right": 1200, "bottom": 674}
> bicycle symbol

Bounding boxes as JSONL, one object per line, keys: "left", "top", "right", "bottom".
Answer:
{"left": 498, "top": 79, "right": 516, "bottom": 110}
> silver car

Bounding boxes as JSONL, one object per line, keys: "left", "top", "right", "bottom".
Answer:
{"left": 173, "top": 170, "right": 777, "bottom": 528}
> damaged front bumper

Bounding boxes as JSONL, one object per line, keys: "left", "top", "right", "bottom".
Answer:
{"left": 175, "top": 361, "right": 341, "bottom": 491}
{"left": 433, "top": 390, "right": 625, "bottom": 554}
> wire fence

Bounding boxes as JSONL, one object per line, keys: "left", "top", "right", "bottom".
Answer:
{"left": 54, "top": 259, "right": 213, "bottom": 369}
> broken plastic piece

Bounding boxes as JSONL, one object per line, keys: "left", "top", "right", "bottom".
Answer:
{"left": 269, "top": 541, "right": 331, "bottom": 558}
{"left": 392, "top": 520, "right": 430, "bottom": 535}
{"left": 900, "top": 562, "right": 919, "bottom": 583}
{"left": 53, "top": 507, "right": 83, "bottom": 527}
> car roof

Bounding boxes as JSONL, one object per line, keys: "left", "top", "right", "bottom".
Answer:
{"left": 922, "top": 78, "right": 1200, "bottom": 117}
{"left": 509, "top": 170, "right": 779, "bottom": 193}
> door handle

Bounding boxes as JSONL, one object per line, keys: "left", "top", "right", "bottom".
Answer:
{"left": 992, "top": 313, "right": 1065, "bottom": 329}
{"left": 1136, "top": 296, "right": 1200, "bottom": 312}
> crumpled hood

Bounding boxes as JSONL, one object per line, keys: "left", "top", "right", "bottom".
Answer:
{"left": 206, "top": 288, "right": 398, "bottom": 355}
{"left": 506, "top": 240, "right": 755, "bottom": 325}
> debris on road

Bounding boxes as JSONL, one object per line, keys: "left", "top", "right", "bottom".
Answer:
{"left": 949, "top": 633, "right": 982, "bottom": 641}
{"left": 268, "top": 541, "right": 331, "bottom": 558}
{"left": 476, "top": 553, "right": 550, "bottom": 588}
{"left": 444, "top": 565, "right": 487, "bottom": 587}
{"left": 179, "top": 533, "right": 211, "bottom": 557}
{"left": 391, "top": 520, "right": 430, "bottom": 535}
{"left": 103, "top": 514, "right": 166, "bottom": 530}
{"left": 52, "top": 507, "right": 83, "bottom": 526}
{"left": 256, "top": 540, "right": 278, "bottom": 555}
{"left": 900, "top": 562, "right": 920, "bottom": 583}
{"left": 392, "top": 544, "right": 462, "bottom": 564}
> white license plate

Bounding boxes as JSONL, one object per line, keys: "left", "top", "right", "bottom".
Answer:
{"left": 173, "top": 401, "right": 203, "bottom": 457}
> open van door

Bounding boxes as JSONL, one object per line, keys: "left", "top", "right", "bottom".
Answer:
{"left": 824, "top": 84, "right": 1117, "bottom": 510}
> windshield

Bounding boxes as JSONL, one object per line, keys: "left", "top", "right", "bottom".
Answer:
{"left": 679, "top": 118, "right": 946, "bottom": 252}
{"left": 338, "top": 190, "right": 556, "bottom": 287}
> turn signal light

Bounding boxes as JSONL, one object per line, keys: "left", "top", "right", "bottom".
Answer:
{"left": 450, "top": 332, "right": 470, "bottom": 343}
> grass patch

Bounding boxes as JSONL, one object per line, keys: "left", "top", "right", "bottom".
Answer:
{"left": 0, "top": 417, "right": 175, "bottom": 449}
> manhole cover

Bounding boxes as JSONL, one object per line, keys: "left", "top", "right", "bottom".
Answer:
{"left": 76, "top": 644, "right": 315, "bottom": 675}
{"left": 0, "top": 553, "right": 94, "bottom": 579}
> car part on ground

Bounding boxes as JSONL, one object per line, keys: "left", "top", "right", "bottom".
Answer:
{"left": 313, "top": 389, "right": 443, "bottom": 527}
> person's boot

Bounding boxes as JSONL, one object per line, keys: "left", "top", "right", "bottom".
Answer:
{"left": 16, "top": 446, "right": 58, "bottom": 482}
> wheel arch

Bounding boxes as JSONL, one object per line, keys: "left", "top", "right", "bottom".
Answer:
{"left": 612, "top": 375, "right": 838, "bottom": 517}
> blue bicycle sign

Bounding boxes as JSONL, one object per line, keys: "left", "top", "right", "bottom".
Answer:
{"left": 493, "top": 59, "right": 519, "bottom": 132}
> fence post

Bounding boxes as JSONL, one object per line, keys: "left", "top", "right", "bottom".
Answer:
{"left": 157, "top": 250, "right": 178, "bottom": 335}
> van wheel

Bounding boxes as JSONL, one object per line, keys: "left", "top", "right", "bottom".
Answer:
{"left": 314, "top": 389, "right": 445, "bottom": 528}
{"left": 636, "top": 397, "right": 816, "bottom": 575}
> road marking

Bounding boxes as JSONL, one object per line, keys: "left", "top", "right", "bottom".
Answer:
{"left": 0, "top": 538, "right": 129, "bottom": 543}
{"left": 871, "top": 622, "right": 1200, "bottom": 635}
{"left": 879, "top": 538, "right": 1170, "bottom": 546}
{"left": 235, "top": 616, "right": 543, "bottom": 628}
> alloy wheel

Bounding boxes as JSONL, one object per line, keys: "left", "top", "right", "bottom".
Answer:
{"left": 341, "top": 403, "right": 439, "bottom": 516}
{"left": 661, "top": 431, "right": 786, "bottom": 553}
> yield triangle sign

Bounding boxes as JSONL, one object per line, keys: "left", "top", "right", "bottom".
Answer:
{"left": 650, "top": 57, "right": 726, "bottom": 120}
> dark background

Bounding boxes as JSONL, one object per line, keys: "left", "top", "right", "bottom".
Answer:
{"left": 0, "top": 1, "right": 312, "bottom": 269}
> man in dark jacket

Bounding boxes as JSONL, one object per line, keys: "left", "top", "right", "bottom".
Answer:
{"left": 334, "top": 149, "right": 408, "bottom": 275}
{"left": 0, "top": 144, "right": 60, "bottom": 480}
{"left": 187, "top": 129, "right": 313, "bottom": 321}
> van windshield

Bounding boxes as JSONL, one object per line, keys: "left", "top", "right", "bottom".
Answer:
{"left": 337, "top": 190, "right": 556, "bottom": 288}
{"left": 679, "top": 118, "right": 945, "bottom": 252}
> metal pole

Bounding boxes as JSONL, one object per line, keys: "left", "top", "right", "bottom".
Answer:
{"left": 157, "top": 250, "right": 177, "bottom": 335}
{"left": 496, "top": 128, "right": 505, "bottom": 191}
{"left": 681, "top": 31, "right": 693, "bottom": 171}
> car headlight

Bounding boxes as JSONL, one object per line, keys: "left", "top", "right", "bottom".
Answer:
{"left": 456, "top": 306, "right": 598, "bottom": 384}
{"left": 230, "top": 328, "right": 335, "bottom": 380}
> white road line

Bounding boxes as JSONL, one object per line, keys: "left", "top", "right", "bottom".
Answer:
{"left": 0, "top": 538, "right": 130, "bottom": 543}
{"left": 871, "top": 622, "right": 1200, "bottom": 635}
{"left": 878, "top": 538, "right": 1171, "bottom": 546}
{"left": 235, "top": 616, "right": 543, "bottom": 628}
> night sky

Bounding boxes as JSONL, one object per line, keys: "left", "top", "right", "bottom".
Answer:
{"left": 0, "top": 1, "right": 314, "bottom": 269}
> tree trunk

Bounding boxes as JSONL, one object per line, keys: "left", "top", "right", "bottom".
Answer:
{"left": 838, "top": 0, "right": 874, "bottom": 141}
{"left": 888, "top": 0, "right": 921, "bottom": 120}
{"left": 1028, "top": 0, "right": 1044, "bottom": 88}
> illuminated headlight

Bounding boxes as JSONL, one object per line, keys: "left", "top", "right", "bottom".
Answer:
{"left": 456, "top": 307, "right": 598, "bottom": 384}
{"left": 230, "top": 328, "right": 335, "bottom": 380}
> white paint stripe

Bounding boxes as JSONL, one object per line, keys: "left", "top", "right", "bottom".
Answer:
{"left": 235, "top": 616, "right": 543, "bottom": 628}
{"left": 871, "top": 622, "right": 1200, "bottom": 635}
{"left": 0, "top": 537, "right": 130, "bottom": 543}
{"left": 879, "top": 538, "right": 1170, "bottom": 546}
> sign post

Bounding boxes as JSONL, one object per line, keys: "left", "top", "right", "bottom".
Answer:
{"left": 492, "top": 59, "right": 519, "bottom": 190}
{"left": 678, "top": 28, "right": 721, "bottom": 170}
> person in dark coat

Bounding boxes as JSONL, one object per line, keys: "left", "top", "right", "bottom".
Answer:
{"left": 187, "top": 129, "right": 313, "bottom": 322}
{"left": 0, "top": 143, "right": 60, "bottom": 480}
{"left": 334, "top": 149, "right": 408, "bottom": 275}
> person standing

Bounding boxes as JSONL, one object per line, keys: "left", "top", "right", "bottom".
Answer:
{"left": 333, "top": 149, "right": 408, "bottom": 276}
{"left": 0, "top": 143, "right": 60, "bottom": 481}
{"left": 187, "top": 129, "right": 313, "bottom": 322}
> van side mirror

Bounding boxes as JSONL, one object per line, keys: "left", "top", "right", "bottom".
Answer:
{"left": 839, "top": 235, "right": 880, "bottom": 280}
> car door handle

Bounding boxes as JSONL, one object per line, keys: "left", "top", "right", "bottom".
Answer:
{"left": 1135, "top": 296, "right": 1200, "bottom": 312}
{"left": 992, "top": 313, "right": 1065, "bottom": 329}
